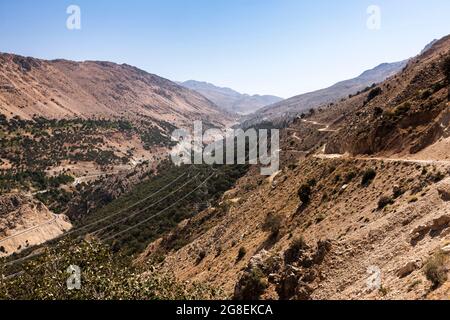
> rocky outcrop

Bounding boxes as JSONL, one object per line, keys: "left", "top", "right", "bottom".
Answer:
{"left": 234, "top": 240, "right": 331, "bottom": 300}
{"left": 437, "top": 178, "right": 450, "bottom": 201}
{"left": 410, "top": 215, "right": 450, "bottom": 244}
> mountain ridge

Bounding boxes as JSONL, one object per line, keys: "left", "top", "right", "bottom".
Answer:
{"left": 0, "top": 53, "right": 231, "bottom": 128}
{"left": 242, "top": 60, "right": 408, "bottom": 126}
{"left": 179, "top": 80, "right": 283, "bottom": 115}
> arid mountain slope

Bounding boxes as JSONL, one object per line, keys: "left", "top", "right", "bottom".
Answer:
{"left": 319, "top": 36, "right": 450, "bottom": 157}
{"left": 141, "top": 35, "right": 450, "bottom": 300}
{"left": 179, "top": 80, "right": 282, "bottom": 115}
{"left": 0, "top": 193, "right": 72, "bottom": 258}
{"left": 0, "top": 53, "right": 231, "bottom": 127}
{"left": 243, "top": 60, "right": 407, "bottom": 126}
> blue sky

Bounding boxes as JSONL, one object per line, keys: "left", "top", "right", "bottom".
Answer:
{"left": 0, "top": 0, "right": 449, "bottom": 98}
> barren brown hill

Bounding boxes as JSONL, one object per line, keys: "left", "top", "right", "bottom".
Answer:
{"left": 140, "top": 35, "right": 450, "bottom": 300}
{"left": 0, "top": 53, "right": 231, "bottom": 127}
{"left": 0, "top": 193, "right": 72, "bottom": 258}
{"left": 179, "top": 80, "right": 282, "bottom": 115}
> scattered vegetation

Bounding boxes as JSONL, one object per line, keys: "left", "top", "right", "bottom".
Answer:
{"left": 233, "top": 267, "right": 268, "bottom": 300}
{"left": 0, "top": 116, "right": 176, "bottom": 194}
{"left": 237, "top": 247, "right": 247, "bottom": 262}
{"left": 0, "top": 239, "right": 221, "bottom": 300}
{"left": 377, "top": 195, "right": 394, "bottom": 210}
{"left": 196, "top": 250, "right": 207, "bottom": 265}
{"left": 424, "top": 251, "right": 448, "bottom": 290}
{"left": 365, "top": 87, "right": 383, "bottom": 104}
{"left": 361, "top": 168, "right": 377, "bottom": 187}
{"left": 263, "top": 212, "right": 283, "bottom": 239}
{"left": 373, "top": 106, "right": 384, "bottom": 117}
{"left": 284, "top": 236, "right": 308, "bottom": 264}
{"left": 297, "top": 184, "right": 312, "bottom": 204}
{"left": 393, "top": 102, "right": 411, "bottom": 117}
{"left": 77, "top": 162, "right": 248, "bottom": 256}
{"left": 349, "top": 83, "right": 376, "bottom": 99}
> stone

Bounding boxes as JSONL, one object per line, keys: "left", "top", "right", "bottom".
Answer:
{"left": 410, "top": 215, "right": 450, "bottom": 243}
{"left": 396, "top": 260, "right": 421, "bottom": 278}
{"left": 441, "top": 244, "right": 450, "bottom": 254}
{"left": 436, "top": 178, "right": 450, "bottom": 201}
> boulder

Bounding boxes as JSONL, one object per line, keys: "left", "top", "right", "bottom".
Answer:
{"left": 396, "top": 260, "right": 422, "bottom": 278}
{"left": 441, "top": 244, "right": 450, "bottom": 254}
{"left": 410, "top": 215, "right": 450, "bottom": 243}
{"left": 436, "top": 178, "right": 450, "bottom": 201}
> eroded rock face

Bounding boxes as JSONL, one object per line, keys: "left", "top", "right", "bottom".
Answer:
{"left": 234, "top": 239, "right": 331, "bottom": 300}
{"left": 410, "top": 215, "right": 450, "bottom": 244}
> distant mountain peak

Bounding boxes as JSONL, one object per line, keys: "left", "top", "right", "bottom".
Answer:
{"left": 179, "top": 80, "right": 282, "bottom": 115}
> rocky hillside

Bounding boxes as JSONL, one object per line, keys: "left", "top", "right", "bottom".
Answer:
{"left": 0, "top": 54, "right": 231, "bottom": 127}
{"left": 321, "top": 38, "right": 449, "bottom": 157}
{"left": 0, "top": 193, "right": 72, "bottom": 257}
{"left": 140, "top": 35, "right": 450, "bottom": 300}
{"left": 179, "top": 80, "right": 282, "bottom": 115}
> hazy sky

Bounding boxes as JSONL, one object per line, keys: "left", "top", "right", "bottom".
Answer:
{"left": 0, "top": 0, "right": 449, "bottom": 98}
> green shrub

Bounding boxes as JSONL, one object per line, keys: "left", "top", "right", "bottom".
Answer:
{"left": 373, "top": 106, "right": 383, "bottom": 117}
{"left": 366, "top": 87, "right": 382, "bottom": 103}
{"left": 393, "top": 185, "right": 405, "bottom": 198}
{"left": 393, "top": 102, "right": 411, "bottom": 116}
{"left": 0, "top": 239, "right": 220, "bottom": 300}
{"left": 377, "top": 196, "right": 394, "bottom": 210}
{"left": 284, "top": 236, "right": 308, "bottom": 264}
{"left": 361, "top": 169, "right": 377, "bottom": 186}
{"left": 237, "top": 247, "right": 247, "bottom": 262}
{"left": 233, "top": 267, "right": 268, "bottom": 300}
{"left": 344, "top": 171, "right": 357, "bottom": 183}
{"left": 424, "top": 251, "right": 448, "bottom": 289}
{"left": 263, "top": 213, "right": 282, "bottom": 239}
{"left": 297, "top": 184, "right": 312, "bottom": 204}
{"left": 420, "top": 89, "right": 432, "bottom": 100}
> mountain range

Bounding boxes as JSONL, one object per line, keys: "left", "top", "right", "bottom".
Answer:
{"left": 0, "top": 54, "right": 231, "bottom": 128}
{"left": 243, "top": 60, "right": 408, "bottom": 125}
{"left": 178, "top": 80, "right": 283, "bottom": 115}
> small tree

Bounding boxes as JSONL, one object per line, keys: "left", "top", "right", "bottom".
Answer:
{"left": 263, "top": 213, "right": 282, "bottom": 239}
{"left": 424, "top": 251, "right": 448, "bottom": 289}
{"left": 297, "top": 184, "right": 312, "bottom": 204}
{"left": 237, "top": 247, "right": 247, "bottom": 262}
{"left": 361, "top": 168, "right": 377, "bottom": 187}
{"left": 233, "top": 267, "right": 268, "bottom": 300}
{"left": 366, "top": 87, "right": 382, "bottom": 104}
{"left": 377, "top": 195, "right": 394, "bottom": 210}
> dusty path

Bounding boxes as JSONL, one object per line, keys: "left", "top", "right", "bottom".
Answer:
{"left": 314, "top": 153, "right": 450, "bottom": 166}
{"left": 301, "top": 119, "right": 338, "bottom": 132}
{"left": 72, "top": 172, "right": 117, "bottom": 186}
{"left": 296, "top": 120, "right": 450, "bottom": 166}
